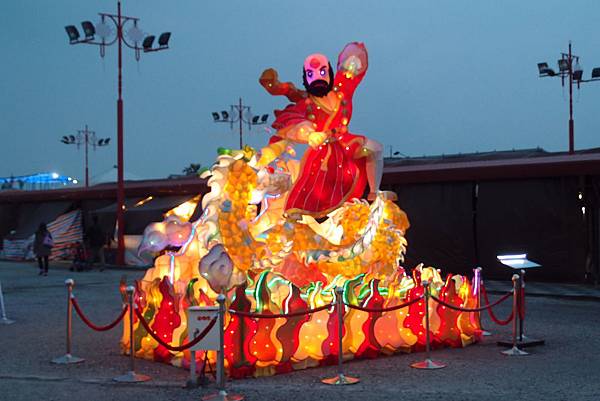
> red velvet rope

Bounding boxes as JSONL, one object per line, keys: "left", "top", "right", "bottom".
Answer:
{"left": 71, "top": 297, "right": 128, "bottom": 332}
{"left": 134, "top": 307, "right": 218, "bottom": 352}
{"left": 481, "top": 284, "right": 514, "bottom": 326}
{"left": 431, "top": 290, "right": 512, "bottom": 313}
{"left": 344, "top": 295, "right": 424, "bottom": 313}
{"left": 228, "top": 303, "right": 332, "bottom": 318}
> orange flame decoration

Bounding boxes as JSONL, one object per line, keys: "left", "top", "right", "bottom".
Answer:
{"left": 123, "top": 265, "right": 482, "bottom": 378}
{"left": 124, "top": 152, "right": 482, "bottom": 377}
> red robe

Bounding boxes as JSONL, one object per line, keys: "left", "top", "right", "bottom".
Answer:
{"left": 267, "top": 67, "right": 368, "bottom": 217}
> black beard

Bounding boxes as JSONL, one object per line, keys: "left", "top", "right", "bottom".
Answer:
{"left": 305, "top": 79, "right": 332, "bottom": 97}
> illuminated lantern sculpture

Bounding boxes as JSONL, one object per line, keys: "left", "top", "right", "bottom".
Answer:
{"left": 126, "top": 42, "right": 482, "bottom": 378}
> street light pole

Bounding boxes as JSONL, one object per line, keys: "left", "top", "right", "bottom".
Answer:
{"left": 212, "top": 98, "right": 270, "bottom": 148}
{"left": 65, "top": 1, "right": 171, "bottom": 265}
{"left": 568, "top": 42, "right": 574, "bottom": 154}
{"left": 116, "top": 1, "right": 125, "bottom": 264}
{"left": 238, "top": 97, "right": 243, "bottom": 149}
{"left": 538, "top": 41, "right": 600, "bottom": 155}
{"left": 60, "top": 125, "right": 110, "bottom": 188}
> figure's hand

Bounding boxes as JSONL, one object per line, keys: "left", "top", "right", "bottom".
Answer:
{"left": 337, "top": 42, "right": 368, "bottom": 76}
{"left": 308, "top": 131, "right": 328, "bottom": 149}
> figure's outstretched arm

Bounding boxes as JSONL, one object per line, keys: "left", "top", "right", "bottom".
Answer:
{"left": 259, "top": 68, "right": 306, "bottom": 103}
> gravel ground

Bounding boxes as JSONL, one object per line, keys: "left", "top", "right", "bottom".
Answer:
{"left": 0, "top": 260, "right": 599, "bottom": 401}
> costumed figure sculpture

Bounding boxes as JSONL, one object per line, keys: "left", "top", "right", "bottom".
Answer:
{"left": 126, "top": 42, "right": 481, "bottom": 377}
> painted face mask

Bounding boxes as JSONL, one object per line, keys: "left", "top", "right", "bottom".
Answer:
{"left": 303, "top": 53, "right": 333, "bottom": 97}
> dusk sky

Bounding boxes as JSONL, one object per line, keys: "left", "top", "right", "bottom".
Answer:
{"left": 2, "top": 0, "right": 600, "bottom": 181}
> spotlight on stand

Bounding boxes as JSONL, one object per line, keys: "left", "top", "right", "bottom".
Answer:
{"left": 81, "top": 21, "right": 95, "bottom": 39}
{"left": 157, "top": 32, "right": 171, "bottom": 48}
{"left": 572, "top": 60, "right": 583, "bottom": 81}
{"left": 557, "top": 59, "right": 569, "bottom": 72}
{"left": 65, "top": 25, "right": 81, "bottom": 43}
{"left": 142, "top": 35, "right": 155, "bottom": 52}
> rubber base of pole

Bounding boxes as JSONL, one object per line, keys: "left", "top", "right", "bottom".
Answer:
{"left": 202, "top": 390, "right": 244, "bottom": 401}
{"left": 51, "top": 354, "right": 84, "bottom": 364}
{"left": 501, "top": 346, "right": 529, "bottom": 356}
{"left": 410, "top": 358, "right": 446, "bottom": 369}
{"left": 113, "top": 371, "right": 151, "bottom": 383}
{"left": 0, "top": 317, "right": 15, "bottom": 325}
{"left": 321, "top": 373, "right": 360, "bottom": 385}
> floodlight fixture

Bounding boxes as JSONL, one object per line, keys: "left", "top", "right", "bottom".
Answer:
{"left": 104, "top": 138, "right": 110, "bottom": 145}
{"left": 537, "top": 62, "right": 555, "bottom": 76}
{"left": 572, "top": 69, "right": 583, "bottom": 81}
{"left": 157, "top": 32, "right": 171, "bottom": 48}
{"left": 69, "top": 135, "right": 76, "bottom": 142}
{"left": 592, "top": 68, "right": 600, "bottom": 79}
{"left": 65, "top": 25, "right": 81, "bottom": 43}
{"left": 81, "top": 21, "right": 95, "bottom": 38}
{"left": 558, "top": 59, "right": 569, "bottom": 72}
{"left": 212, "top": 112, "right": 220, "bottom": 121}
{"left": 221, "top": 111, "right": 229, "bottom": 120}
{"left": 142, "top": 35, "right": 155, "bottom": 52}
{"left": 252, "top": 115, "right": 260, "bottom": 124}
{"left": 261, "top": 114, "right": 269, "bottom": 123}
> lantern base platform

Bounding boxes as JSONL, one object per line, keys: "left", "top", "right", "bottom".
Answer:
{"left": 410, "top": 358, "right": 446, "bottom": 369}
{"left": 202, "top": 390, "right": 244, "bottom": 401}
{"left": 0, "top": 317, "right": 15, "bottom": 325}
{"left": 113, "top": 371, "right": 151, "bottom": 383}
{"left": 321, "top": 373, "right": 360, "bottom": 385}
{"left": 501, "top": 346, "right": 529, "bottom": 356}
{"left": 51, "top": 354, "right": 84, "bottom": 364}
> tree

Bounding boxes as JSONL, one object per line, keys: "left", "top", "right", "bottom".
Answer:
{"left": 182, "top": 163, "right": 202, "bottom": 176}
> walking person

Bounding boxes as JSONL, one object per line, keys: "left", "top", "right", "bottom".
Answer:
{"left": 33, "top": 223, "right": 53, "bottom": 276}
{"left": 85, "top": 215, "right": 106, "bottom": 270}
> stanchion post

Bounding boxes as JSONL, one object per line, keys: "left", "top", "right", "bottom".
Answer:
{"left": 52, "top": 279, "right": 84, "bottom": 364}
{"left": 322, "top": 286, "right": 359, "bottom": 385}
{"left": 501, "top": 275, "right": 528, "bottom": 356}
{"left": 411, "top": 280, "right": 446, "bottom": 369}
{"left": 113, "top": 286, "right": 151, "bottom": 382}
{"left": 518, "top": 269, "right": 524, "bottom": 341}
{"left": 203, "top": 294, "right": 243, "bottom": 401}
{"left": 0, "top": 280, "right": 15, "bottom": 325}
{"left": 475, "top": 267, "right": 491, "bottom": 336}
